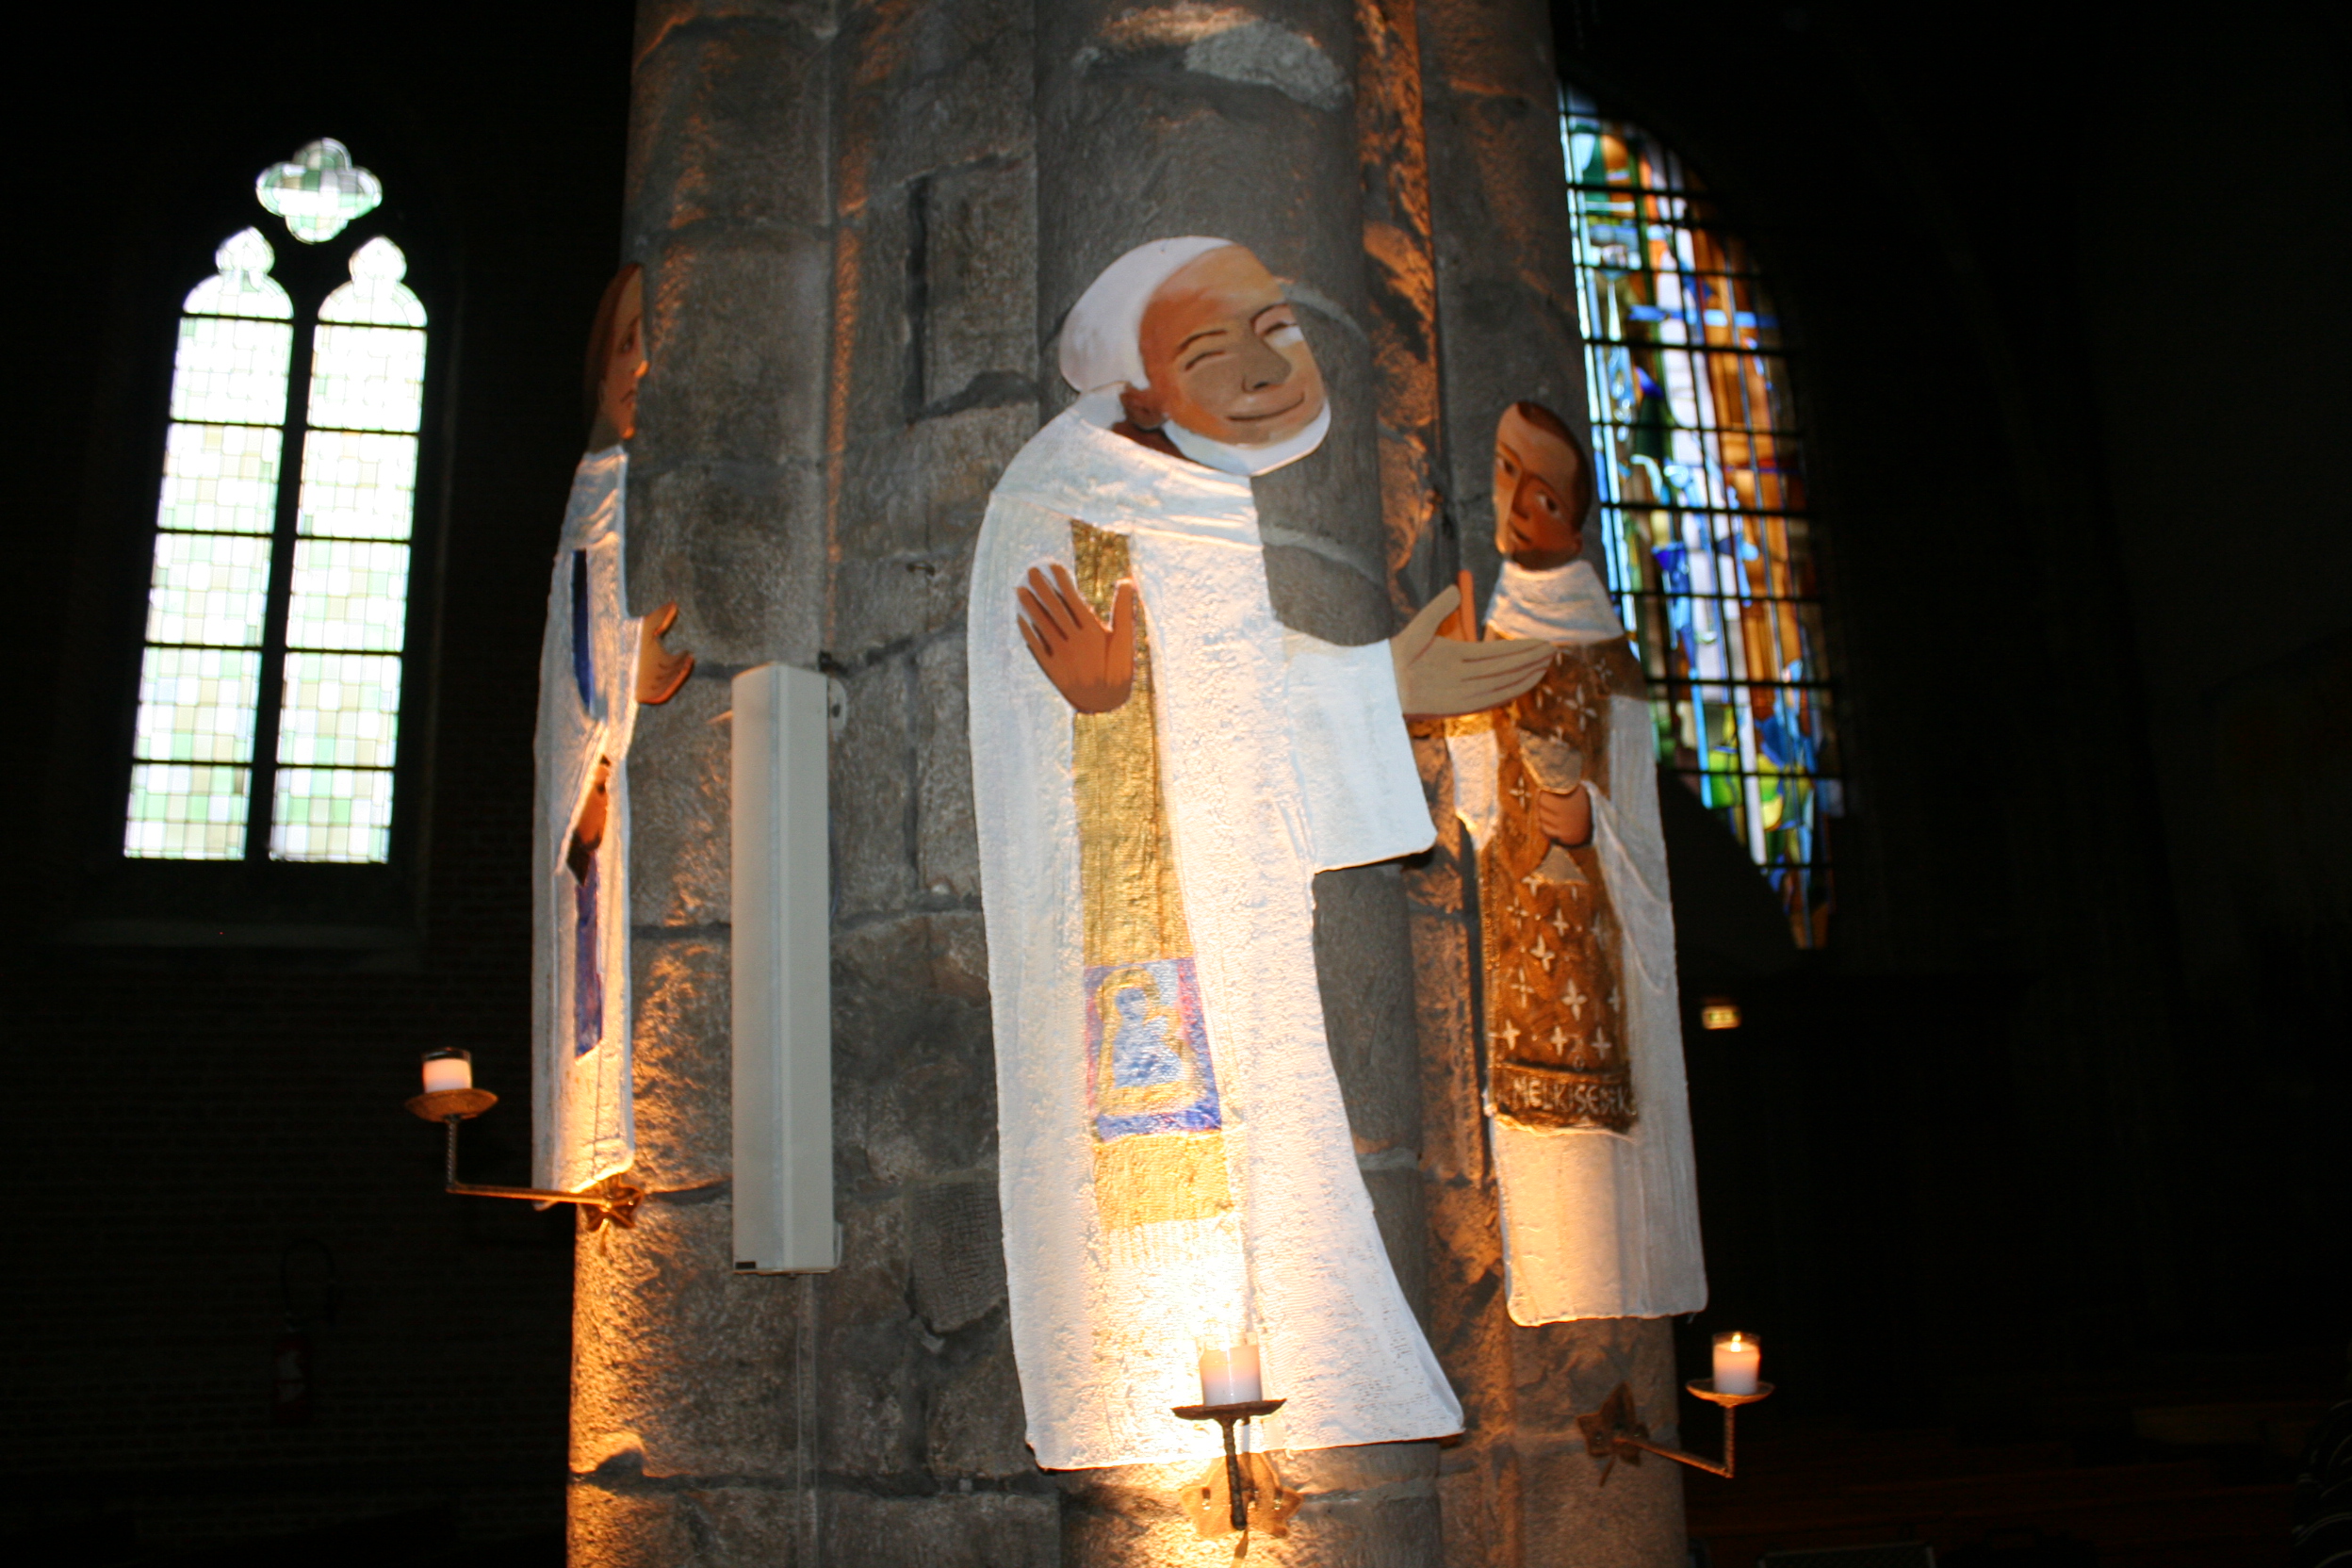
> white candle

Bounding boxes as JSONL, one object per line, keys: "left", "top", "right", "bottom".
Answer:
{"left": 1198, "top": 1346, "right": 1234, "bottom": 1405}
{"left": 1225, "top": 1341, "right": 1263, "bottom": 1402}
{"left": 1197, "top": 1339, "right": 1264, "bottom": 1405}
{"left": 421, "top": 1053, "right": 472, "bottom": 1094}
{"left": 1712, "top": 1331, "right": 1761, "bottom": 1395}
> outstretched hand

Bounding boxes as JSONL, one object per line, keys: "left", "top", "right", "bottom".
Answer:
{"left": 1391, "top": 585, "right": 1553, "bottom": 719}
{"left": 635, "top": 600, "right": 694, "bottom": 706}
{"left": 1017, "top": 564, "right": 1136, "bottom": 714}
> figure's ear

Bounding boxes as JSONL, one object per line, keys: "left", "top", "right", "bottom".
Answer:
{"left": 1119, "top": 385, "right": 1167, "bottom": 431}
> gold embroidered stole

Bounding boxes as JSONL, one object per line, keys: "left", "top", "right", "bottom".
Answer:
{"left": 1070, "top": 522, "right": 1233, "bottom": 1229}
{"left": 1479, "top": 638, "right": 1646, "bottom": 1133}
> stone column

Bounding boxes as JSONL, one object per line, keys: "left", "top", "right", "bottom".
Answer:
{"left": 1417, "top": 3, "right": 1690, "bottom": 1564}
{"left": 571, "top": 3, "right": 1057, "bottom": 1563}
{"left": 1035, "top": 3, "right": 1443, "bottom": 1562}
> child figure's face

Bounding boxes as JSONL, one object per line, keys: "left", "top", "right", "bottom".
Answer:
{"left": 598, "top": 271, "right": 648, "bottom": 442}
{"left": 1494, "top": 406, "right": 1585, "bottom": 568}
{"left": 1123, "top": 246, "right": 1327, "bottom": 447}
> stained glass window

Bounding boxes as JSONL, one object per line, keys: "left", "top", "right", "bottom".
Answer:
{"left": 1562, "top": 87, "right": 1841, "bottom": 947}
{"left": 124, "top": 147, "right": 424, "bottom": 868}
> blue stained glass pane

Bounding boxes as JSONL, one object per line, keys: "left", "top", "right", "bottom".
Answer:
{"left": 1563, "top": 84, "right": 1843, "bottom": 948}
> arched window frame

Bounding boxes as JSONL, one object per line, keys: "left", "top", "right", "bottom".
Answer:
{"left": 79, "top": 139, "right": 453, "bottom": 944}
{"left": 1560, "top": 85, "right": 1844, "bottom": 947}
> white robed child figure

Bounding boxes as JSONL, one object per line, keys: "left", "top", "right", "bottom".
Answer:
{"left": 531, "top": 265, "right": 694, "bottom": 1196}
{"left": 1442, "top": 402, "right": 1707, "bottom": 1325}
{"left": 969, "top": 238, "right": 1553, "bottom": 1470}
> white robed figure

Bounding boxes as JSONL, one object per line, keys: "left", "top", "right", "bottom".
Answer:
{"left": 1445, "top": 402, "right": 1706, "bottom": 1325}
{"left": 531, "top": 266, "right": 692, "bottom": 1196}
{"left": 969, "top": 239, "right": 1552, "bottom": 1469}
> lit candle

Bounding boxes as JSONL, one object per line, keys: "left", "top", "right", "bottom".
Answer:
{"left": 1225, "top": 1341, "right": 1263, "bottom": 1402}
{"left": 1712, "top": 1331, "right": 1761, "bottom": 1395}
{"left": 420, "top": 1049, "right": 473, "bottom": 1095}
{"left": 1197, "top": 1338, "right": 1264, "bottom": 1405}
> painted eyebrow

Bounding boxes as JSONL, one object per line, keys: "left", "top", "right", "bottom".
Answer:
{"left": 1250, "top": 303, "right": 1295, "bottom": 328}
{"left": 1177, "top": 324, "right": 1234, "bottom": 351}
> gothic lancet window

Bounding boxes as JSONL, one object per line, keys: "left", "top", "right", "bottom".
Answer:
{"left": 125, "top": 140, "right": 426, "bottom": 865}
{"left": 1562, "top": 88, "right": 1841, "bottom": 947}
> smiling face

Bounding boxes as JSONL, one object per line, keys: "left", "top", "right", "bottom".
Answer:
{"left": 1494, "top": 404, "right": 1589, "bottom": 569}
{"left": 1120, "top": 245, "right": 1326, "bottom": 447}
{"left": 597, "top": 270, "right": 647, "bottom": 442}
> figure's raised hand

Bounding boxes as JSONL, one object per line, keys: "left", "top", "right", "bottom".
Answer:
{"left": 1017, "top": 564, "right": 1136, "bottom": 714}
{"left": 1391, "top": 585, "right": 1553, "bottom": 720}
{"left": 635, "top": 600, "right": 695, "bottom": 706}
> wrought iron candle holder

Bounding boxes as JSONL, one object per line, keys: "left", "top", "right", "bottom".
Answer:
{"left": 1170, "top": 1397, "right": 1299, "bottom": 1537}
{"left": 1576, "top": 1378, "right": 1774, "bottom": 1482}
{"left": 404, "top": 1086, "right": 645, "bottom": 1230}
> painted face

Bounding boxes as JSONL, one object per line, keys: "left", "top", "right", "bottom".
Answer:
{"left": 1493, "top": 406, "right": 1586, "bottom": 566}
{"left": 599, "top": 270, "right": 647, "bottom": 442}
{"left": 1126, "top": 246, "right": 1326, "bottom": 447}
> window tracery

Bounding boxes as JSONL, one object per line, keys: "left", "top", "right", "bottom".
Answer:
{"left": 1562, "top": 87, "right": 1840, "bottom": 946}
{"left": 125, "top": 145, "right": 425, "bottom": 866}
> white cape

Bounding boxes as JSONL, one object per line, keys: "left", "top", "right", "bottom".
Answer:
{"left": 531, "top": 446, "right": 643, "bottom": 1194}
{"left": 1449, "top": 560, "right": 1707, "bottom": 1323}
{"left": 970, "top": 392, "right": 1464, "bottom": 1469}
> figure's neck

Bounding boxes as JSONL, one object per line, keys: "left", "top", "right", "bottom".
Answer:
{"left": 1507, "top": 547, "right": 1580, "bottom": 573}
{"left": 1112, "top": 420, "right": 1184, "bottom": 461}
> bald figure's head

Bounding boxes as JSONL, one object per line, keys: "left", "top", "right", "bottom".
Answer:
{"left": 1494, "top": 401, "right": 1592, "bottom": 569}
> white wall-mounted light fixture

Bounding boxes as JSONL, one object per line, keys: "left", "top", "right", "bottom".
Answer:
{"left": 730, "top": 663, "right": 838, "bottom": 1273}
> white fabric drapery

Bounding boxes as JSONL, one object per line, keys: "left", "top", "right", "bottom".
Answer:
{"left": 969, "top": 392, "right": 1463, "bottom": 1469}
{"left": 531, "top": 447, "right": 643, "bottom": 1195}
{"left": 1449, "top": 560, "right": 1707, "bottom": 1324}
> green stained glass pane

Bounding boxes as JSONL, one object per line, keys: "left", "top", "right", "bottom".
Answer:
{"left": 318, "top": 238, "right": 426, "bottom": 327}
{"left": 144, "top": 531, "right": 273, "bottom": 647}
{"left": 125, "top": 762, "right": 253, "bottom": 860}
{"left": 1567, "top": 81, "right": 1841, "bottom": 946}
{"left": 297, "top": 431, "right": 417, "bottom": 540}
{"left": 254, "top": 139, "right": 383, "bottom": 245}
{"left": 284, "top": 538, "right": 410, "bottom": 652}
{"left": 157, "top": 422, "right": 283, "bottom": 534}
{"left": 171, "top": 317, "right": 293, "bottom": 426}
{"left": 307, "top": 325, "right": 426, "bottom": 433}
{"left": 269, "top": 766, "right": 394, "bottom": 863}
{"left": 277, "top": 652, "right": 402, "bottom": 769}
{"left": 131, "top": 645, "right": 262, "bottom": 764}
{"left": 183, "top": 228, "right": 293, "bottom": 320}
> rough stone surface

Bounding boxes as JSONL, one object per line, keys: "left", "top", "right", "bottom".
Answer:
{"left": 1418, "top": 0, "right": 1599, "bottom": 597}
{"left": 1314, "top": 862, "right": 1423, "bottom": 1156}
{"left": 637, "top": 234, "right": 834, "bottom": 472}
{"left": 629, "top": 458, "right": 826, "bottom": 668}
{"left": 920, "top": 160, "right": 1040, "bottom": 412}
{"left": 571, "top": 1480, "right": 813, "bottom": 1568}
{"left": 923, "top": 1320, "right": 1034, "bottom": 1478}
{"left": 628, "top": 672, "right": 733, "bottom": 928}
{"left": 628, "top": 18, "right": 834, "bottom": 240}
{"left": 825, "top": 1491, "right": 1058, "bottom": 1566}
{"left": 831, "top": 912, "right": 1000, "bottom": 1187}
{"left": 630, "top": 933, "right": 732, "bottom": 1188}
{"left": 572, "top": 1196, "right": 801, "bottom": 1478}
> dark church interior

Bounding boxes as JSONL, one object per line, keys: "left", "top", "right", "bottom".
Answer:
{"left": 8, "top": 2, "right": 2346, "bottom": 1564}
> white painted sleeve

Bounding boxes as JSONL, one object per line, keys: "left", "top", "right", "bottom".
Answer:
{"left": 1447, "top": 726, "right": 1500, "bottom": 851}
{"left": 1282, "top": 631, "right": 1437, "bottom": 872}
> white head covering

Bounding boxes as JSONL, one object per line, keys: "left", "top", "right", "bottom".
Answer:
{"left": 1058, "top": 236, "right": 1236, "bottom": 394}
{"left": 1059, "top": 237, "right": 1330, "bottom": 477}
